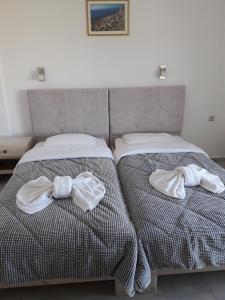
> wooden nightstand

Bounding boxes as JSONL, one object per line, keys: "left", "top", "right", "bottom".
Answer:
{"left": 0, "top": 137, "right": 33, "bottom": 175}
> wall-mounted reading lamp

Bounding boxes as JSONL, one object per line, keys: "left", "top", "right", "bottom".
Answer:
{"left": 160, "top": 65, "right": 167, "bottom": 80}
{"left": 37, "top": 67, "right": 46, "bottom": 81}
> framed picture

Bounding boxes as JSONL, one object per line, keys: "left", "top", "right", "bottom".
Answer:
{"left": 86, "top": 0, "right": 129, "bottom": 36}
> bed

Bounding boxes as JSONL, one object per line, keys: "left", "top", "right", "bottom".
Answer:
{"left": 0, "top": 89, "right": 142, "bottom": 297}
{"left": 110, "top": 86, "right": 225, "bottom": 292}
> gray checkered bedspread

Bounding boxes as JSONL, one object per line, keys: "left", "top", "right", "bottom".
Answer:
{"left": 0, "top": 158, "right": 141, "bottom": 296}
{"left": 118, "top": 152, "right": 225, "bottom": 281}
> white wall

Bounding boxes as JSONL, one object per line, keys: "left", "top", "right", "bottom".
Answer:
{"left": 0, "top": 59, "right": 10, "bottom": 136}
{"left": 0, "top": 0, "right": 225, "bottom": 157}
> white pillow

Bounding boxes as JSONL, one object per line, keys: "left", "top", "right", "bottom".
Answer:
{"left": 45, "top": 134, "right": 97, "bottom": 146}
{"left": 122, "top": 133, "right": 178, "bottom": 144}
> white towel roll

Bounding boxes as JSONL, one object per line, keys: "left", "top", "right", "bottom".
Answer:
{"left": 52, "top": 176, "right": 73, "bottom": 199}
{"left": 175, "top": 165, "right": 201, "bottom": 186}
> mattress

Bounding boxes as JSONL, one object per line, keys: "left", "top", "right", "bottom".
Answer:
{"left": 0, "top": 157, "right": 140, "bottom": 296}
{"left": 118, "top": 152, "right": 225, "bottom": 277}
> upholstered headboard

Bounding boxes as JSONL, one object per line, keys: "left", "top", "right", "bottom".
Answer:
{"left": 28, "top": 89, "right": 109, "bottom": 142}
{"left": 109, "top": 86, "right": 185, "bottom": 144}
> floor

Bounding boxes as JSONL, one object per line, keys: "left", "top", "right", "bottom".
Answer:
{"left": 213, "top": 158, "right": 225, "bottom": 168}
{"left": 0, "top": 175, "right": 10, "bottom": 192}
{"left": 0, "top": 160, "right": 225, "bottom": 300}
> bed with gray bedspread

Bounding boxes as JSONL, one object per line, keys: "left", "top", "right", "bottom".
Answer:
{"left": 0, "top": 157, "right": 141, "bottom": 296}
{"left": 118, "top": 152, "right": 225, "bottom": 278}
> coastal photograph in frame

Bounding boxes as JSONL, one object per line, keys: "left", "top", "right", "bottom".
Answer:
{"left": 87, "top": 0, "right": 129, "bottom": 35}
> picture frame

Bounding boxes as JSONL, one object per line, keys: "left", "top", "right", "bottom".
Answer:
{"left": 86, "top": 0, "right": 129, "bottom": 36}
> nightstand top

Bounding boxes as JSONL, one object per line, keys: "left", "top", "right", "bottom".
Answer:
{"left": 0, "top": 136, "right": 33, "bottom": 144}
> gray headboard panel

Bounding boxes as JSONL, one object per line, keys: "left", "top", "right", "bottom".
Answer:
{"left": 109, "top": 86, "right": 185, "bottom": 143}
{"left": 28, "top": 89, "right": 109, "bottom": 142}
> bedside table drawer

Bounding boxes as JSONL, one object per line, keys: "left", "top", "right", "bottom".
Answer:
{"left": 0, "top": 137, "right": 33, "bottom": 159}
{"left": 0, "top": 146, "right": 25, "bottom": 158}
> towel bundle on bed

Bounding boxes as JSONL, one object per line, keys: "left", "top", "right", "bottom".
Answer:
{"left": 16, "top": 172, "right": 106, "bottom": 214}
{"left": 149, "top": 164, "right": 225, "bottom": 199}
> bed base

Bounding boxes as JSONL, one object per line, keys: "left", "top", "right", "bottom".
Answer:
{"left": 0, "top": 278, "right": 134, "bottom": 297}
{"left": 147, "top": 266, "right": 225, "bottom": 295}
{"left": 0, "top": 278, "right": 115, "bottom": 292}
{"left": 1, "top": 267, "right": 225, "bottom": 296}
{"left": 0, "top": 277, "right": 136, "bottom": 296}
{"left": 116, "top": 266, "right": 225, "bottom": 296}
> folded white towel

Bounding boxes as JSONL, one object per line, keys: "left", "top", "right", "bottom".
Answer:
{"left": 72, "top": 172, "right": 106, "bottom": 211}
{"left": 16, "top": 172, "right": 105, "bottom": 214}
{"left": 149, "top": 164, "right": 225, "bottom": 199}
{"left": 149, "top": 169, "right": 186, "bottom": 199}
{"left": 16, "top": 176, "right": 54, "bottom": 214}
{"left": 189, "top": 164, "right": 225, "bottom": 193}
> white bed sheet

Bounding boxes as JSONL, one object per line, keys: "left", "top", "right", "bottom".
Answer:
{"left": 18, "top": 139, "right": 113, "bottom": 165}
{"left": 114, "top": 137, "right": 208, "bottom": 164}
